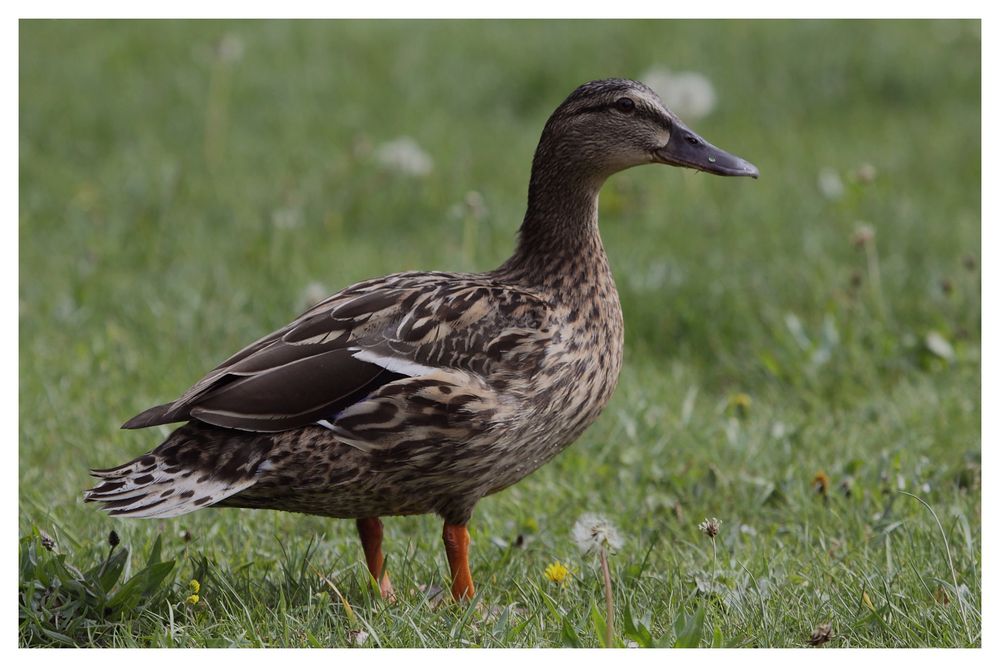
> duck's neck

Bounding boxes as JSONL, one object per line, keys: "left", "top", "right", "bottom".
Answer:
{"left": 497, "top": 150, "right": 610, "bottom": 289}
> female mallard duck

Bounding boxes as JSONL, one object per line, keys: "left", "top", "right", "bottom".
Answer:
{"left": 85, "top": 79, "right": 757, "bottom": 601}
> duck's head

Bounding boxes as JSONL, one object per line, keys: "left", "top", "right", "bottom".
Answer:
{"left": 538, "top": 78, "right": 759, "bottom": 180}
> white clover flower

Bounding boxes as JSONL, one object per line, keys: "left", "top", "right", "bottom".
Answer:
{"left": 925, "top": 331, "right": 955, "bottom": 361}
{"left": 818, "top": 167, "right": 845, "bottom": 200}
{"left": 698, "top": 517, "right": 721, "bottom": 538}
{"left": 572, "top": 513, "right": 624, "bottom": 555}
{"left": 851, "top": 224, "right": 875, "bottom": 248}
{"left": 856, "top": 163, "right": 877, "bottom": 184}
{"left": 374, "top": 137, "right": 434, "bottom": 177}
{"left": 641, "top": 67, "right": 717, "bottom": 120}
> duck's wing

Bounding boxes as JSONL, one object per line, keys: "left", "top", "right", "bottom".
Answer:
{"left": 122, "top": 272, "right": 552, "bottom": 433}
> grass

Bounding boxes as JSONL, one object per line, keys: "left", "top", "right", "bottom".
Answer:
{"left": 18, "top": 20, "right": 981, "bottom": 647}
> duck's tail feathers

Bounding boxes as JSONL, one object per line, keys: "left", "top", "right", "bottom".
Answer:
{"left": 84, "top": 423, "right": 274, "bottom": 519}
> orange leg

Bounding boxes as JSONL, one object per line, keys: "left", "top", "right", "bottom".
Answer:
{"left": 356, "top": 517, "right": 395, "bottom": 601}
{"left": 443, "top": 523, "right": 475, "bottom": 601}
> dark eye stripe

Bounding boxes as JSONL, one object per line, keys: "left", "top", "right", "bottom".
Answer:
{"left": 574, "top": 102, "right": 617, "bottom": 115}
{"left": 574, "top": 101, "right": 668, "bottom": 128}
{"left": 572, "top": 101, "right": 673, "bottom": 128}
{"left": 575, "top": 101, "right": 642, "bottom": 115}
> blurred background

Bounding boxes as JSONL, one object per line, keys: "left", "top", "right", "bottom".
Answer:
{"left": 19, "top": 20, "right": 980, "bottom": 647}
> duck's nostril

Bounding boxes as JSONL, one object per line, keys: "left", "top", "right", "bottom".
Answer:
{"left": 685, "top": 134, "right": 700, "bottom": 145}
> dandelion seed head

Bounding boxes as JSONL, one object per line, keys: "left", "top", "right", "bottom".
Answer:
{"left": 641, "top": 67, "right": 717, "bottom": 120}
{"left": 374, "top": 137, "right": 434, "bottom": 177}
{"left": 572, "top": 513, "right": 624, "bottom": 554}
{"left": 271, "top": 206, "right": 303, "bottom": 230}
{"left": 217, "top": 34, "right": 245, "bottom": 63}
{"left": 464, "top": 190, "right": 487, "bottom": 219}
{"left": 299, "top": 281, "right": 329, "bottom": 310}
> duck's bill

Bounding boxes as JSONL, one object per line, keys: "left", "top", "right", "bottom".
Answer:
{"left": 655, "top": 122, "right": 759, "bottom": 178}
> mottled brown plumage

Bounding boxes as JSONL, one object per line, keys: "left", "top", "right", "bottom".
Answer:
{"left": 86, "top": 79, "right": 757, "bottom": 600}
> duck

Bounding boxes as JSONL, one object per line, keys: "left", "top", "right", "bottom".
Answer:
{"left": 85, "top": 78, "right": 758, "bottom": 602}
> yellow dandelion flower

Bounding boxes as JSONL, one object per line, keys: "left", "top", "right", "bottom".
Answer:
{"left": 189, "top": 579, "right": 200, "bottom": 594}
{"left": 729, "top": 393, "right": 752, "bottom": 418}
{"left": 544, "top": 561, "right": 571, "bottom": 584}
{"left": 185, "top": 594, "right": 200, "bottom": 605}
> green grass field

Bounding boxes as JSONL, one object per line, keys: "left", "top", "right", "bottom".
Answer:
{"left": 19, "top": 20, "right": 981, "bottom": 647}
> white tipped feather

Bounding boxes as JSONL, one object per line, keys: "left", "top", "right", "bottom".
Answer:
{"left": 85, "top": 455, "right": 259, "bottom": 519}
{"left": 351, "top": 348, "right": 436, "bottom": 377}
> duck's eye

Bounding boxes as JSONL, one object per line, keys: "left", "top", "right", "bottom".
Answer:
{"left": 615, "top": 97, "right": 636, "bottom": 113}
